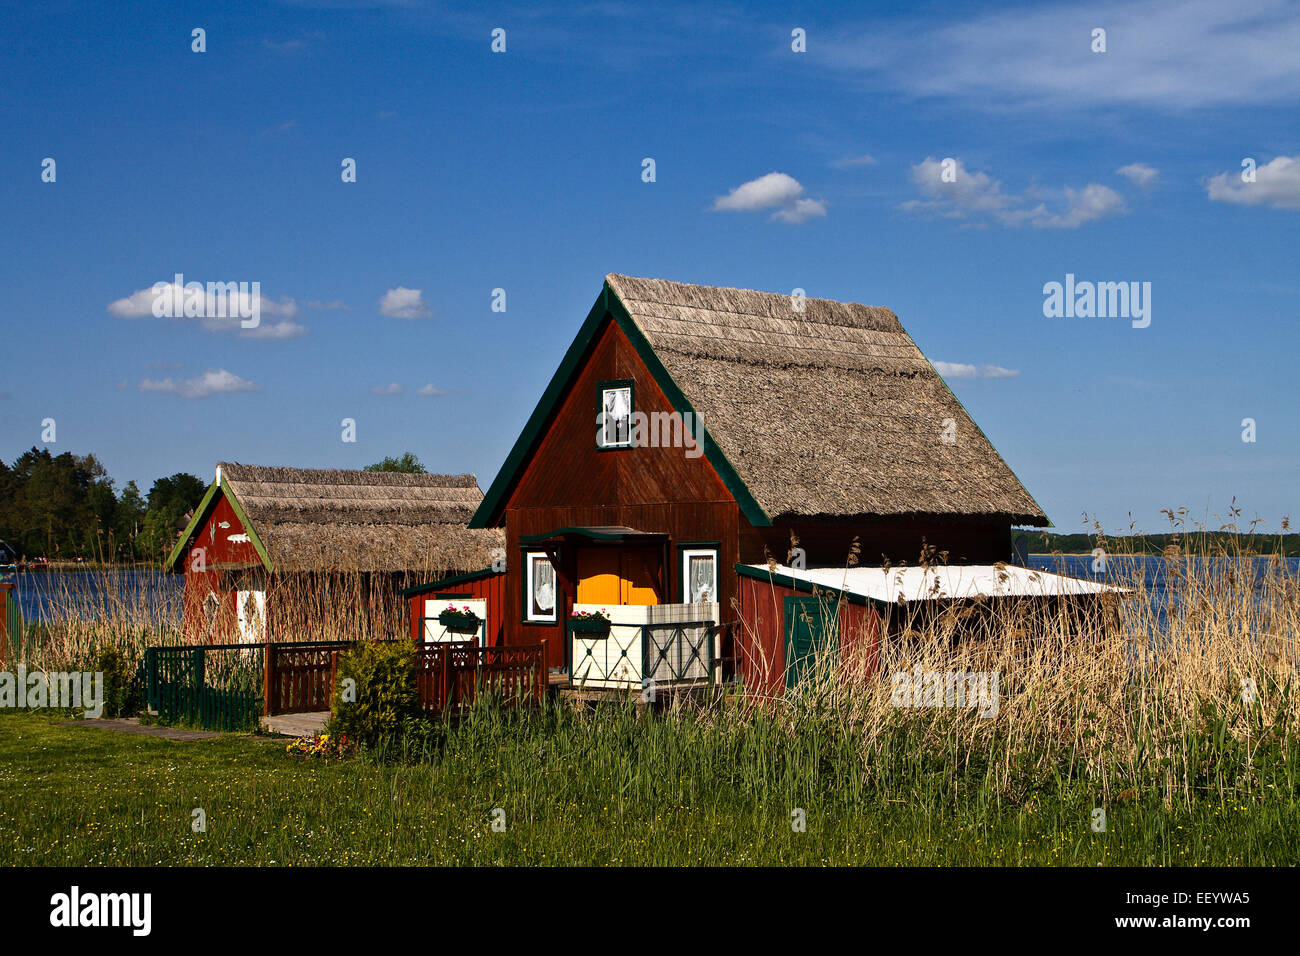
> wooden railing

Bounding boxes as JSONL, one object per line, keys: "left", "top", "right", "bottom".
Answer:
{"left": 264, "top": 640, "right": 358, "bottom": 716}
{"left": 147, "top": 638, "right": 547, "bottom": 730}
{"left": 416, "top": 642, "right": 547, "bottom": 713}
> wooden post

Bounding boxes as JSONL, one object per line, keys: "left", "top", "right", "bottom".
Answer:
{"left": 440, "top": 643, "right": 450, "bottom": 713}
{"left": 539, "top": 637, "right": 547, "bottom": 701}
{"left": 329, "top": 650, "right": 340, "bottom": 711}
{"left": 0, "top": 582, "right": 11, "bottom": 669}
{"left": 262, "top": 642, "right": 274, "bottom": 717}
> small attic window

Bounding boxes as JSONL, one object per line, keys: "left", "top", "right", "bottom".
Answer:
{"left": 597, "top": 380, "right": 633, "bottom": 449}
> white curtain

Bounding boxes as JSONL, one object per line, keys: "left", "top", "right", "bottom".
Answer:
{"left": 604, "top": 387, "right": 630, "bottom": 445}
{"left": 532, "top": 557, "right": 555, "bottom": 614}
{"left": 689, "top": 554, "right": 715, "bottom": 603}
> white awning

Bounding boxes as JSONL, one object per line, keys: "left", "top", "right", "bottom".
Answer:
{"left": 743, "top": 563, "right": 1123, "bottom": 604}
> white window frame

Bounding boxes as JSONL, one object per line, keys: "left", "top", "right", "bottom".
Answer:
{"left": 600, "top": 385, "right": 633, "bottom": 449}
{"left": 681, "top": 548, "right": 718, "bottom": 604}
{"left": 525, "top": 551, "right": 558, "bottom": 622}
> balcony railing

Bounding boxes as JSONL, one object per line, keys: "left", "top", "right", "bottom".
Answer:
{"left": 569, "top": 602, "right": 718, "bottom": 689}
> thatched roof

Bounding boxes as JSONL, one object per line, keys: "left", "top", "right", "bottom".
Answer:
{"left": 604, "top": 274, "right": 1047, "bottom": 524}
{"left": 217, "top": 463, "right": 502, "bottom": 572}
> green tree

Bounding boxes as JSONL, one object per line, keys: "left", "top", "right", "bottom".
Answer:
{"left": 113, "top": 481, "right": 147, "bottom": 561}
{"left": 363, "top": 452, "right": 426, "bottom": 474}
{"left": 140, "top": 472, "right": 205, "bottom": 562}
{"left": 0, "top": 448, "right": 114, "bottom": 559}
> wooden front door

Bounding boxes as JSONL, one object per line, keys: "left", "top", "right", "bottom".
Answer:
{"left": 576, "top": 546, "right": 662, "bottom": 605}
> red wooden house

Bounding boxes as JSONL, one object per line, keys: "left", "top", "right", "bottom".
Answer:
{"left": 167, "top": 463, "right": 501, "bottom": 643}
{"left": 405, "top": 275, "right": 1112, "bottom": 696}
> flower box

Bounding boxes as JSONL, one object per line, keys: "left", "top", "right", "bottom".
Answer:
{"left": 438, "top": 608, "right": 481, "bottom": 632}
{"left": 569, "top": 615, "right": 611, "bottom": 637}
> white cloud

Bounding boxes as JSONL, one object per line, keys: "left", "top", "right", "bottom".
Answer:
{"left": 238, "top": 320, "right": 308, "bottom": 339}
{"left": 138, "top": 369, "right": 259, "bottom": 399}
{"left": 772, "top": 198, "right": 829, "bottom": 223}
{"left": 1042, "top": 183, "right": 1127, "bottom": 228}
{"left": 371, "top": 383, "right": 403, "bottom": 395}
{"left": 108, "top": 281, "right": 299, "bottom": 331}
{"left": 416, "top": 383, "right": 446, "bottom": 396}
{"left": 1117, "top": 163, "right": 1159, "bottom": 188}
{"left": 713, "top": 172, "right": 802, "bottom": 211}
{"left": 379, "top": 287, "right": 432, "bottom": 318}
{"left": 981, "top": 365, "right": 1020, "bottom": 379}
{"left": 934, "top": 361, "right": 1019, "bottom": 380}
{"left": 820, "top": 0, "right": 1300, "bottom": 111}
{"left": 1206, "top": 155, "right": 1300, "bottom": 210}
{"left": 830, "top": 153, "right": 877, "bottom": 168}
{"left": 712, "top": 172, "right": 828, "bottom": 223}
{"left": 903, "top": 157, "right": 1125, "bottom": 229}
{"left": 108, "top": 288, "right": 162, "bottom": 318}
{"left": 933, "top": 361, "right": 979, "bottom": 378}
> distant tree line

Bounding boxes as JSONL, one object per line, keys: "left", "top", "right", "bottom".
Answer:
{"left": 1020, "top": 529, "right": 1300, "bottom": 557}
{"left": 0, "top": 450, "right": 430, "bottom": 565}
{"left": 362, "top": 452, "right": 426, "bottom": 473}
{"left": 0, "top": 448, "right": 206, "bottom": 564}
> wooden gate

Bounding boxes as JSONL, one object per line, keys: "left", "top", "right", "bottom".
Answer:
{"left": 417, "top": 642, "right": 547, "bottom": 713}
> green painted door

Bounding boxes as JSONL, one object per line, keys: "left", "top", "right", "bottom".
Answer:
{"left": 784, "top": 596, "right": 837, "bottom": 691}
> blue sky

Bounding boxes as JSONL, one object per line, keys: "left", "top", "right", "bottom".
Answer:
{"left": 2, "top": 0, "right": 1298, "bottom": 535}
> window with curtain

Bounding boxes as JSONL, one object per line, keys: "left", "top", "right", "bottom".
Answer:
{"left": 682, "top": 549, "right": 718, "bottom": 604}
{"left": 600, "top": 385, "right": 632, "bottom": 448}
{"left": 526, "top": 552, "right": 557, "bottom": 621}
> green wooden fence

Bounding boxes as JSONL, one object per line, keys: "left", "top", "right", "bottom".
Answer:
{"left": 3, "top": 596, "right": 22, "bottom": 663}
{"left": 145, "top": 643, "right": 265, "bottom": 732}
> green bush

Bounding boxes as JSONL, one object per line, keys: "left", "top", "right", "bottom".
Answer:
{"left": 327, "top": 641, "right": 418, "bottom": 748}
{"left": 93, "top": 646, "right": 134, "bottom": 718}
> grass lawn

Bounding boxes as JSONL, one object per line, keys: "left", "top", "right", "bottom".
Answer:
{"left": 2, "top": 711, "right": 1298, "bottom": 866}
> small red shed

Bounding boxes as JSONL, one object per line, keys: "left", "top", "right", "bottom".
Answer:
{"left": 166, "top": 463, "right": 502, "bottom": 643}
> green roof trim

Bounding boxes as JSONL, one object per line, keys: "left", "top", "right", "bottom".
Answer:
{"left": 164, "top": 479, "right": 220, "bottom": 572}
{"left": 733, "top": 562, "right": 888, "bottom": 609}
{"left": 469, "top": 281, "right": 772, "bottom": 528}
{"left": 399, "top": 566, "right": 502, "bottom": 597}
{"left": 163, "top": 476, "right": 274, "bottom": 574}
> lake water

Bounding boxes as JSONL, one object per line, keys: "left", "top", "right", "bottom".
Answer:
{"left": 2, "top": 569, "right": 183, "bottom": 624}
{"left": 2, "top": 556, "right": 1296, "bottom": 626}
{"left": 1027, "top": 553, "right": 1300, "bottom": 595}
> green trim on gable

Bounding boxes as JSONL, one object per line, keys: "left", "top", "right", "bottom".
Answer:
{"left": 733, "top": 562, "right": 888, "bottom": 609}
{"left": 469, "top": 289, "right": 614, "bottom": 528}
{"left": 165, "top": 480, "right": 220, "bottom": 571}
{"left": 163, "top": 477, "right": 274, "bottom": 574}
{"left": 469, "top": 281, "right": 773, "bottom": 528}
{"left": 398, "top": 566, "right": 502, "bottom": 597}
{"left": 217, "top": 478, "right": 274, "bottom": 573}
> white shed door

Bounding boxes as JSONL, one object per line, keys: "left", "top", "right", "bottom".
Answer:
{"left": 236, "top": 589, "right": 266, "bottom": 643}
